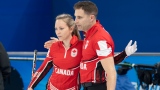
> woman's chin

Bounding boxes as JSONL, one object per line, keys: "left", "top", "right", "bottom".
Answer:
{"left": 58, "top": 38, "right": 63, "bottom": 41}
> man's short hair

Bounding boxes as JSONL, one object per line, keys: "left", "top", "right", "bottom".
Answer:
{"left": 74, "top": 1, "right": 98, "bottom": 17}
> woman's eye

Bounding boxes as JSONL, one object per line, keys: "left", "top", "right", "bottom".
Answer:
{"left": 60, "top": 28, "right": 64, "bottom": 30}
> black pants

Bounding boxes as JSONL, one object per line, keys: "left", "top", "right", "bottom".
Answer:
{"left": 82, "top": 82, "right": 107, "bottom": 90}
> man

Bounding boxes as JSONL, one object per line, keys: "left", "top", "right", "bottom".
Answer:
{"left": 0, "top": 42, "right": 11, "bottom": 90}
{"left": 74, "top": 1, "right": 136, "bottom": 90}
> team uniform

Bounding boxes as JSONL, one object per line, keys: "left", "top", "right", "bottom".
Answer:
{"left": 80, "top": 20, "right": 127, "bottom": 90}
{"left": 28, "top": 36, "right": 83, "bottom": 90}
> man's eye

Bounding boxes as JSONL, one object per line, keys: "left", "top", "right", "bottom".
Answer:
{"left": 78, "top": 17, "right": 81, "bottom": 19}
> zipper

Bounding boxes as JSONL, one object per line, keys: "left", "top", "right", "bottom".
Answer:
{"left": 62, "top": 45, "right": 68, "bottom": 58}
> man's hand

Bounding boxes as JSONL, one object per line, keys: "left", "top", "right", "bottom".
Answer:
{"left": 125, "top": 40, "right": 137, "bottom": 56}
{"left": 44, "top": 37, "right": 59, "bottom": 49}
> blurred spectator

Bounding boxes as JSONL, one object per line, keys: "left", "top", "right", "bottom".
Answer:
{"left": 0, "top": 42, "right": 11, "bottom": 90}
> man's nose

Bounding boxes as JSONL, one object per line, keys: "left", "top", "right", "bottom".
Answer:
{"left": 75, "top": 18, "right": 78, "bottom": 24}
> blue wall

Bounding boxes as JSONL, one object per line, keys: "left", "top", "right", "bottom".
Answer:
{"left": 0, "top": 0, "right": 54, "bottom": 51}
{"left": 0, "top": 0, "right": 160, "bottom": 52}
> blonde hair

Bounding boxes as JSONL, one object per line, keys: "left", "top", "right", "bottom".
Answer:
{"left": 56, "top": 14, "right": 81, "bottom": 40}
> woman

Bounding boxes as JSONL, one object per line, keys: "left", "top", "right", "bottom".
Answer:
{"left": 28, "top": 14, "right": 83, "bottom": 90}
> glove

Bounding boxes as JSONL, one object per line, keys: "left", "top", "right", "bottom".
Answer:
{"left": 27, "top": 88, "right": 33, "bottom": 90}
{"left": 125, "top": 40, "right": 137, "bottom": 56}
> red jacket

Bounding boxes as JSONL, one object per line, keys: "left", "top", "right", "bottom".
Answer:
{"left": 80, "top": 20, "right": 127, "bottom": 83}
{"left": 28, "top": 36, "right": 83, "bottom": 90}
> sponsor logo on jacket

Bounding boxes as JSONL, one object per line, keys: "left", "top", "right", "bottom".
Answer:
{"left": 71, "top": 48, "right": 78, "bottom": 57}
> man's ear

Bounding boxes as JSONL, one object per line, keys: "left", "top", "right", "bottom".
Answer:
{"left": 90, "top": 15, "right": 95, "bottom": 22}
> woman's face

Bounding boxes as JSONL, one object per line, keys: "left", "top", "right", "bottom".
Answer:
{"left": 55, "top": 19, "right": 72, "bottom": 41}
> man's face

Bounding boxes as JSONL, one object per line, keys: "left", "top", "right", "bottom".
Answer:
{"left": 74, "top": 8, "right": 91, "bottom": 32}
